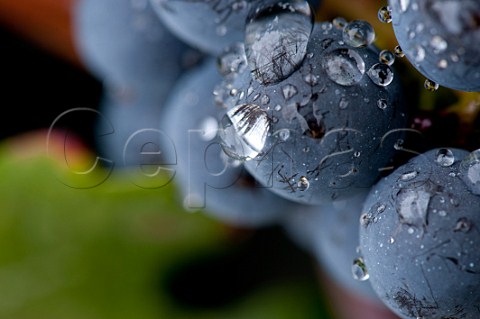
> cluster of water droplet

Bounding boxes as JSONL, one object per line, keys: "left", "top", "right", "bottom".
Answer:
{"left": 384, "top": 0, "right": 480, "bottom": 92}
{"left": 216, "top": 13, "right": 406, "bottom": 205}
{"left": 359, "top": 148, "right": 480, "bottom": 319}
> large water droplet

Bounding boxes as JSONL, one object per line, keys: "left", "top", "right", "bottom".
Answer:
{"left": 367, "top": 63, "right": 394, "bottom": 87}
{"left": 219, "top": 104, "right": 270, "bottom": 161}
{"left": 322, "top": 49, "right": 365, "bottom": 86}
{"left": 342, "top": 20, "right": 375, "bottom": 48}
{"left": 352, "top": 257, "right": 370, "bottom": 281}
{"left": 396, "top": 186, "right": 431, "bottom": 227}
{"left": 394, "top": 45, "right": 405, "bottom": 57}
{"left": 459, "top": 149, "right": 480, "bottom": 195}
{"left": 424, "top": 79, "right": 439, "bottom": 91}
{"left": 217, "top": 42, "right": 248, "bottom": 78}
{"left": 332, "top": 17, "right": 347, "bottom": 29}
{"left": 435, "top": 148, "right": 455, "bottom": 167}
{"left": 245, "top": 0, "right": 314, "bottom": 85}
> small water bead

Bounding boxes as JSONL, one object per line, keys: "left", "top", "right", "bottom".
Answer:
{"left": 424, "top": 79, "right": 439, "bottom": 91}
{"left": 219, "top": 103, "right": 270, "bottom": 161}
{"left": 400, "top": 171, "right": 418, "bottom": 181}
{"left": 379, "top": 50, "right": 395, "bottom": 66}
{"left": 303, "top": 73, "right": 318, "bottom": 86}
{"left": 245, "top": 0, "right": 314, "bottom": 85}
{"left": 435, "top": 148, "right": 455, "bottom": 167}
{"left": 459, "top": 149, "right": 480, "bottom": 195}
{"left": 388, "top": 237, "right": 395, "bottom": 244}
{"left": 274, "top": 104, "right": 282, "bottom": 112}
{"left": 199, "top": 116, "right": 219, "bottom": 141}
{"left": 399, "top": 0, "right": 410, "bottom": 12}
{"left": 261, "top": 94, "right": 270, "bottom": 105}
{"left": 454, "top": 218, "right": 472, "bottom": 233}
{"left": 377, "top": 98, "right": 388, "bottom": 110}
{"left": 354, "top": 151, "right": 361, "bottom": 158}
{"left": 378, "top": 6, "right": 392, "bottom": 23}
{"left": 282, "top": 84, "right": 298, "bottom": 100}
{"left": 339, "top": 97, "right": 349, "bottom": 109}
{"left": 297, "top": 176, "right": 310, "bottom": 191}
{"left": 411, "top": 45, "right": 425, "bottom": 63}
{"left": 342, "top": 20, "right": 376, "bottom": 48}
{"left": 430, "top": 35, "right": 448, "bottom": 54}
{"left": 352, "top": 257, "right": 370, "bottom": 281}
{"left": 394, "top": 45, "right": 405, "bottom": 58}
{"left": 332, "top": 17, "right": 347, "bottom": 29}
{"left": 438, "top": 210, "right": 447, "bottom": 217}
{"left": 276, "top": 128, "right": 291, "bottom": 141}
{"left": 322, "top": 49, "right": 366, "bottom": 86}
{"left": 367, "top": 63, "right": 394, "bottom": 87}
{"left": 437, "top": 59, "right": 448, "bottom": 69}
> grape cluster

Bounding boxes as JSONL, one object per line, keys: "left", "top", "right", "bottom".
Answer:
{"left": 74, "top": 0, "right": 480, "bottom": 318}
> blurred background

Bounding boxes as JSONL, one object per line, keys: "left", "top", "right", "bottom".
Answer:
{"left": 0, "top": 0, "right": 478, "bottom": 318}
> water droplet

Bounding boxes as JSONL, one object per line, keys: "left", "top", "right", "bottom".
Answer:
{"left": 217, "top": 42, "right": 248, "bottom": 79}
{"left": 379, "top": 50, "right": 395, "bottom": 65}
{"left": 219, "top": 104, "right": 270, "bottom": 161}
{"left": 435, "top": 148, "right": 455, "bottom": 167}
{"left": 303, "top": 73, "right": 318, "bottom": 86}
{"left": 261, "top": 94, "right": 270, "bottom": 105}
{"left": 411, "top": 45, "right": 425, "bottom": 63}
{"left": 360, "top": 212, "right": 372, "bottom": 227}
{"left": 297, "top": 176, "right": 310, "bottom": 191}
{"left": 216, "top": 24, "right": 227, "bottom": 36}
{"left": 430, "top": 35, "right": 448, "bottom": 53}
{"left": 438, "top": 210, "right": 447, "bottom": 217}
{"left": 322, "top": 49, "right": 365, "bottom": 86}
{"left": 274, "top": 104, "right": 282, "bottom": 112}
{"left": 320, "top": 22, "right": 333, "bottom": 33}
{"left": 424, "top": 79, "right": 439, "bottom": 91}
{"left": 245, "top": 0, "right": 314, "bottom": 85}
{"left": 388, "top": 237, "right": 395, "bottom": 244}
{"left": 407, "top": 227, "right": 415, "bottom": 234}
{"left": 352, "top": 257, "right": 370, "bottom": 281}
{"left": 332, "top": 17, "right": 347, "bottom": 29}
{"left": 342, "top": 20, "right": 375, "bottom": 48}
{"left": 400, "top": 171, "right": 418, "bottom": 181}
{"left": 377, "top": 98, "right": 388, "bottom": 110}
{"left": 459, "top": 149, "right": 480, "bottom": 195}
{"left": 378, "top": 6, "right": 392, "bottom": 23}
{"left": 396, "top": 186, "right": 431, "bottom": 227}
{"left": 339, "top": 97, "right": 349, "bottom": 109}
{"left": 354, "top": 151, "right": 361, "bottom": 158}
{"left": 376, "top": 204, "right": 386, "bottom": 213}
{"left": 282, "top": 84, "right": 298, "bottom": 100}
{"left": 394, "top": 45, "right": 405, "bottom": 57}
{"left": 276, "top": 128, "right": 291, "bottom": 141}
{"left": 367, "top": 63, "right": 394, "bottom": 87}
{"left": 199, "top": 116, "right": 219, "bottom": 141}
{"left": 437, "top": 59, "right": 448, "bottom": 69}
{"left": 399, "top": 0, "right": 410, "bottom": 12}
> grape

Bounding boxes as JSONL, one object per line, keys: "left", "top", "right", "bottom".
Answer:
{"left": 388, "top": 0, "right": 480, "bottom": 92}
{"left": 359, "top": 148, "right": 480, "bottom": 319}
{"left": 74, "top": 0, "right": 197, "bottom": 88}
{"left": 283, "top": 190, "right": 380, "bottom": 301}
{"left": 149, "top": 0, "right": 321, "bottom": 55}
{"left": 161, "top": 60, "right": 299, "bottom": 227}
{"left": 218, "top": 21, "right": 407, "bottom": 205}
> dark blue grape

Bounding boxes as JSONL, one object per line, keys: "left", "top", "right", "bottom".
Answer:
{"left": 219, "top": 21, "right": 407, "bottom": 205}
{"left": 283, "top": 190, "right": 380, "bottom": 301}
{"left": 388, "top": 0, "right": 480, "bottom": 92}
{"left": 359, "top": 148, "right": 480, "bottom": 319}
{"left": 161, "top": 60, "right": 300, "bottom": 227}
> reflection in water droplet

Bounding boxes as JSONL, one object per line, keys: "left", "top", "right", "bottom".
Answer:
{"left": 322, "top": 49, "right": 365, "bottom": 86}
{"left": 245, "top": 0, "right": 313, "bottom": 85}
{"left": 352, "top": 257, "right": 370, "bottom": 281}
{"left": 297, "top": 176, "right": 310, "bottom": 191}
{"left": 378, "top": 6, "right": 392, "bottom": 23}
{"left": 377, "top": 98, "right": 388, "bottom": 110}
{"left": 435, "top": 148, "right": 455, "bottom": 167}
{"left": 343, "top": 20, "right": 376, "bottom": 48}
{"left": 217, "top": 42, "right": 248, "bottom": 78}
{"left": 367, "top": 63, "right": 394, "bottom": 87}
{"left": 219, "top": 104, "right": 270, "bottom": 161}
{"left": 394, "top": 45, "right": 405, "bottom": 57}
{"left": 396, "top": 186, "right": 431, "bottom": 227}
{"left": 399, "top": 0, "right": 410, "bottom": 12}
{"left": 379, "top": 50, "right": 395, "bottom": 66}
{"left": 459, "top": 149, "right": 480, "bottom": 195}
